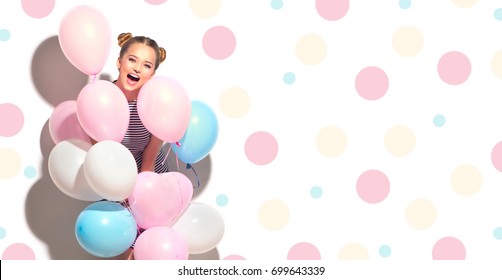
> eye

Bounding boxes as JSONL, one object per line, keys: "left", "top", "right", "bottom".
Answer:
{"left": 128, "top": 58, "right": 136, "bottom": 62}
{"left": 145, "top": 64, "right": 152, "bottom": 69}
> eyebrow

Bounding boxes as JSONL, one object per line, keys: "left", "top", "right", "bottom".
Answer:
{"left": 128, "top": 55, "right": 153, "bottom": 66}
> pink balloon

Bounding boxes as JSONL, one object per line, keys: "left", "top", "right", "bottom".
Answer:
{"left": 58, "top": 5, "right": 111, "bottom": 76}
{"left": 161, "top": 172, "right": 193, "bottom": 224}
{"left": 133, "top": 226, "right": 188, "bottom": 260}
{"left": 76, "top": 80, "right": 129, "bottom": 142}
{"left": 137, "top": 76, "right": 191, "bottom": 143}
{"left": 49, "top": 100, "right": 91, "bottom": 144}
{"left": 128, "top": 172, "right": 190, "bottom": 229}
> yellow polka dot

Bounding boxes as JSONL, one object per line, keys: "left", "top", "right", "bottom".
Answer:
{"left": 189, "top": 0, "right": 221, "bottom": 19}
{"left": 384, "top": 125, "right": 415, "bottom": 157}
{"left": 451, "top": 164, "right": 482, "bottom": 196}
{"left": 219, "top": 87, "right": 251, "bottom": 118}
{"left": 0, "top": 148, "right": 22, "bottom": 179}
{"left": 392, "top": 25, "right": 424, "bottom": 57}
{"left": 405, "top": 199, "right": 437, "bottom": 230}
{"left": 295, "top": 33, "right": 327, "bottom": 65}
{"left": 316, "top": 126, "right": 347, "bottom": 157}
{"left": 337, "top": 243, "right": 369, "bottom": 260}
{"left": 451, "top": 0, "right": 478, "bottom": 8}
{"left": 258, "top": 199, "right": 289, "bottom": 231}
{"left": 491, "top": 50, "right": 502, "bottom": 79}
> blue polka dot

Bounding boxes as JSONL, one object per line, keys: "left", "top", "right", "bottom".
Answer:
{"left": 271, "top": 0, "right": 283, "bottom": 10}
{"left": 0, "top": 29, "right": 11, "bottom": 41}
{"left": 495, "top": 9, "right": 502, "bottom": 21}
{"left": 24, "top": 166, "right": 37, "bottom": 179}
{"left": 433, "top": 114, "right": 445, "bottom": 127}
{"left": 494, "top": 227, "right": 502, "bottom": 240}
{"left": 283, "top": 72, "right": 296, "bottom": 85}
{"left": 379, "top": 245, "right": 391, "bottom": 257}
{"left": 399, "top": 0, "right": 411, "bottom": 9}
{"left": 0, "top": 227, "right": 5, "bottom": 239}
{"left": 216, "top": 194, "right": 228, "bottom": 206}
{"left": 310, "top": 186, "right": 323, "bottom": 199}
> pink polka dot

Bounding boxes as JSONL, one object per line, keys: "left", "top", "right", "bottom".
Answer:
{"left": 491, "top": 141, "right": 502, "bottom": 172}
{"left": 223, "top": 254, "right": 246, "bottom": 260}
{"left": 245, "top": 131, "right": 278, "bottom": 165}
{"left": 2, "top": 243, "right": 36, "bottom": 260}
{"left": 432, "top": 237, "right": 466, "bottom": 260}
{"left": 21, "top": 0, "right": 55, "bottom": 18}
{"left": 0, "top": 103, "right": 24, "bottom": 137}
{"left": 145, "top": 0, "right": 168, "bottom": 4}
{"left": 287, "top": 242, "right": 321, "bottom": 260}
{"left": 356, "top": 170, "right": 390, "bottom": 203}
{"left": 316, "top": 0, "right": 349, "bottom": 21}
{"left": 202, "top": 26, "right": 236, "bottom": 60}
{"left": 355, "top": 66, "right": 389, "bottom": 100}
{"left": 437, "top": 51, "right": 471, "bottom": 85}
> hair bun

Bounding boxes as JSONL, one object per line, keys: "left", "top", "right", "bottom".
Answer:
{"left": 159, "top": 47, "right": 166, "bottom": 63}
{"left": 118, "top": 32, "right": 132, "bottom": 47}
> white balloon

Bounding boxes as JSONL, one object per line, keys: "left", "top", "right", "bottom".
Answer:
{"left": 48, "top": 139, "right": 102, "bottom": 201}
{"left": 172, "top": 202, "right": 225, "bottom": 254}
{"left": 84, "top": 140, "right": 138, "bottom": 201}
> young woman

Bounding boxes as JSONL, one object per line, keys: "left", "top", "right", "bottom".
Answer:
{"left": 115, "top": 32, "right": 169, "bottom": 174}
{"left": 114, "top": 33, "right": 169, "bottom": 260}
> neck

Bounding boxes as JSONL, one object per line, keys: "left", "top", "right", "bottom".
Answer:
{"left": 114, "top": 80, "right": 138, "bottom": 101}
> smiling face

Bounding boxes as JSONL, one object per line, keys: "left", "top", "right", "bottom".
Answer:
{"left": 116, "top": 42, "right": 157, "bottom": 100}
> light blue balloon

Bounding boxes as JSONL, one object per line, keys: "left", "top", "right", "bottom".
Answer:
{"left": 171, "top": 100, "right": 219, "bottom": 164}
{"left": 75, "top": 201, "right": 137, "bottom": 258}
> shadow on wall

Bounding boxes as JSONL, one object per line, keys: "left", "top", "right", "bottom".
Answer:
{"left": 31, "top": 36, "right": 89, "bottom": 106}
{"left": 25, "top": 37, "right": 216, "bottom": 259}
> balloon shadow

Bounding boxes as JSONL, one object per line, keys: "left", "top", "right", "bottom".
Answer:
{"left": 189, "top": 247, "right": 220, "bottom": 260}
{"left": 25, "top": 120, "right": 101, "bottom": 259}
{"left": 164, "top": 147, "right": 213, "bottom": 200}
{"left": 31, "top": 36, "right": 89, "bottom": 106}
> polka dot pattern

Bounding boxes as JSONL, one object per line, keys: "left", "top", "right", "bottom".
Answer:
{"left": 355, "top": 66, "right": 389, "bottom": 100}
{"left": 295, "top": 33, "right": 327, "bottom": 65}
{"left": 287, "top": 242, "right": 321, "bottom": 260}
{"left": 2, "top": 243, "right": 35, "bottom": 260}
{"left": 258, "top": 199, "right": 289, "bottom": 231}
{"left": 437, "top": 51, "right": 471, "bottom": 85}
{"left": 3, "top": 0, "right": 502, "bottom": 262}
{"left": 219, "top": 87, "right": 251, "bottom": 118}
{"left": 190, "top": 0, "right": 221, "bottom": 19}
{"left": 337, "top": 243, "right": 369, "bottom": 260}
{"left": 21, "top": 0, "right": 55, "bottom": 18}
{"left": 0, "top": 148, "right": 22, "bottom": 179}
{"left": 432, "top": 237, "right": 466, "bottom": 260}
{"left": 0, "top": 103, "right": 24, "bottom": 137}
{"left": 450, "top": 164, "right": 482, "bottom": 196}
{"left": 356, "top": 170, "right": 390, "bottom": 204}
{"left": 203, "top": 26, "right": 236, "bottom": 60}
{"left": 0, "top": 29, "right": 11, "bottom": 41}
{"left": 245, "top": 131, "right": 278, "bottom": 165}
{"left": 392, "top": 26, "right": 424, "bottom": 57}
{"left": 316, "top": 126, "right": 347, "bottom": 157}
{"left": 405, "top": 199, "right": 437, "bottom": 230}
{"left": 384, "top": 125, "right": 416, "bottom": 156}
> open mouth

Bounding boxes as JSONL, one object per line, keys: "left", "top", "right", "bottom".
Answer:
{"left": 127, "top": 73, "right": 140, "bottom": 82}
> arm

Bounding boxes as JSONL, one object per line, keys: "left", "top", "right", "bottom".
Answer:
{"left": 140, "top": 134, "right": 164, "bottom": 172}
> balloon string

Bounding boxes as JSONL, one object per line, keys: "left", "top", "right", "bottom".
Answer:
{"left": 162, "top": 145, "right": 171, "bottom": 166}
{"left": 186, "top": 163, "right": 201, "bottom": 189}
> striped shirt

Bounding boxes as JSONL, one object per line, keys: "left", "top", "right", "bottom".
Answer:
{"left": 121, "top": 100, "right": 169, "bottom": 173}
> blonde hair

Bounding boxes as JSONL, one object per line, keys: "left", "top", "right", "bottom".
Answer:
{"left": 117, "top": 32, "right": 166, "bottom": 69}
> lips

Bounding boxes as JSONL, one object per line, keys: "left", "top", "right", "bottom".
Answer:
{"left": 127, "top": 73, "right": 140, "bottom": 82}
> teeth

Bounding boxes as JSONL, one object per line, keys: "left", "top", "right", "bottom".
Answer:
{"left": 127, "top": 74, "right": 140, "bottom": 82}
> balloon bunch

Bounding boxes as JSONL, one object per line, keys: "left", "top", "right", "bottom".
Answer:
{"left": 46, "top": 5, "right": 222, "bottom": 259}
